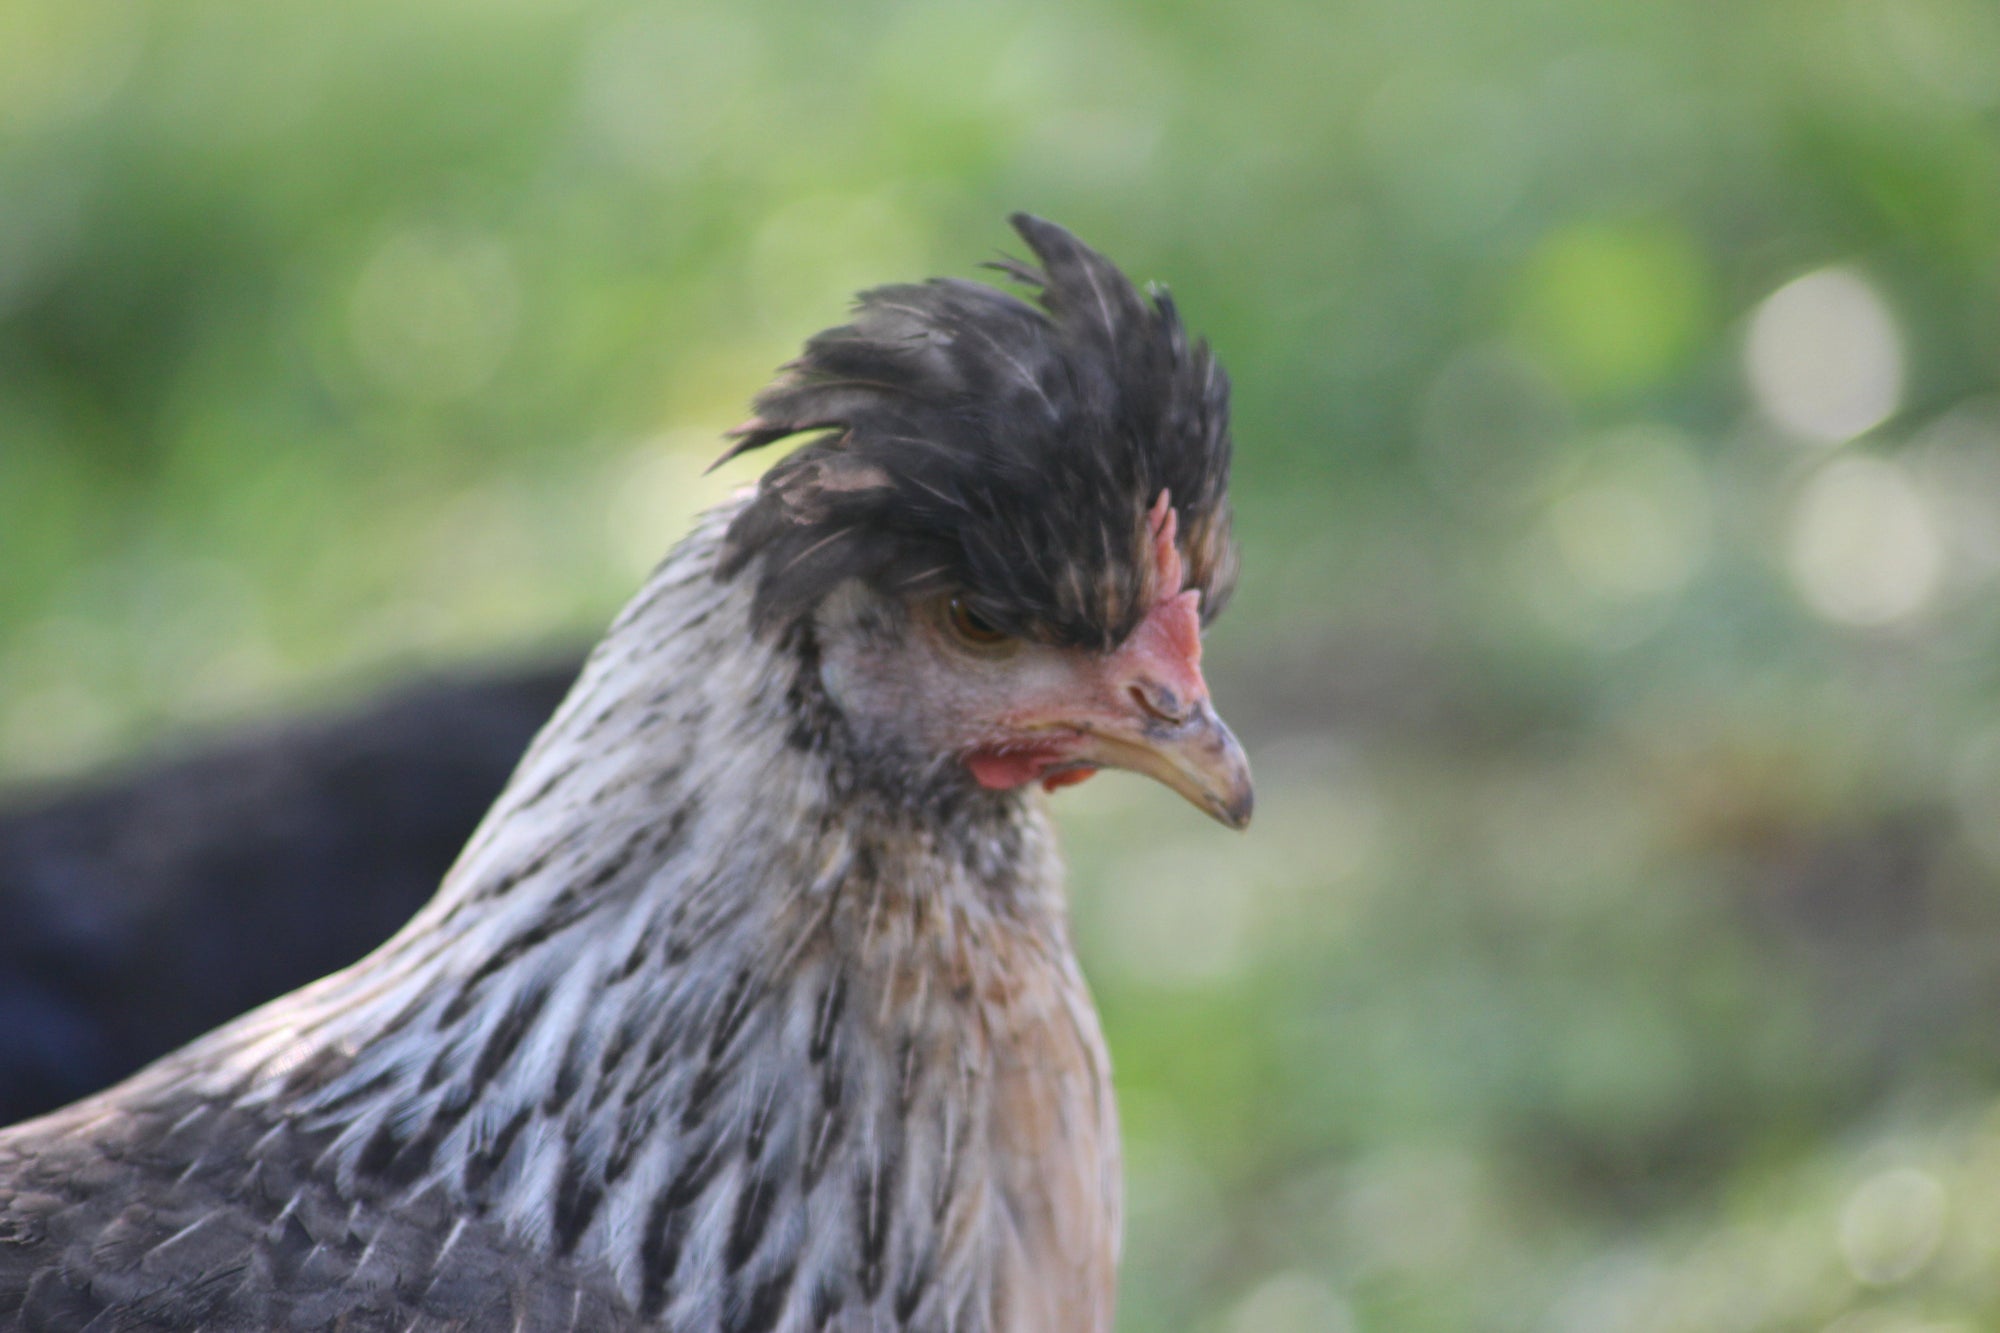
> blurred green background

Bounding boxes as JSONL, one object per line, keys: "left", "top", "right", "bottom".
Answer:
{"left": 7, "top": 0, "right": 2000, "bottom": 1327}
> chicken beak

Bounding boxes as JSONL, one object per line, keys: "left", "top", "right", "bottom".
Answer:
{"left": 987, "top": 537, "right": 1254, "bottom": 827}
{"left": 1058, "top": 578, "right": 1255, "bottom": 829}
{"left": 1075, "top": 699, "right": 1255, "bottom": 830}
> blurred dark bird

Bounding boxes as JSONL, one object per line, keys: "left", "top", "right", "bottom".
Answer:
{"left": 0, "top": 664, "right": 578, "bottom": 1126}
{"left": 0, "top": 215, "right": 1250, "bottom": 1332}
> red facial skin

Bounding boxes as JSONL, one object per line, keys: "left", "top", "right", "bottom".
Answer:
{"left": 962, "top": 493, "right": 1210, "bottom": 793}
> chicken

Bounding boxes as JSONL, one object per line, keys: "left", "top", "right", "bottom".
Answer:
{"left": 0, "top": 664, "right": 577, "bottom": 1126}
{"left": 0, "top": 214, "right": 1250, "bottom": 1333}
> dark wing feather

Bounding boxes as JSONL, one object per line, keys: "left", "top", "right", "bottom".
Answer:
{"left": 0, "top": 664, "right": 575, "bottom": 1127}
{"left": 0, "top": 1095, "right": 641, "bottom": 1332}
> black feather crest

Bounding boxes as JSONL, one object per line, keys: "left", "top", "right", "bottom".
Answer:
{"left": 715, "top": 213, "right": 1236, "bottom": 650}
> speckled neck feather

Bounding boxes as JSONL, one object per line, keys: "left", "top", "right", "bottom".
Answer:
{"left": 21, "top": 501, "right": 1117, "bottom": 1332}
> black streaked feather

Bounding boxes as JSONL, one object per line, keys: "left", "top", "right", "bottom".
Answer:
{"left": 718, "top": 214, "right": 1236, "bottom": 649}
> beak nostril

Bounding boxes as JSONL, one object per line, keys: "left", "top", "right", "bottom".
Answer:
{"left": 1129, "top": 683, "right": 1184, "bottom": 725}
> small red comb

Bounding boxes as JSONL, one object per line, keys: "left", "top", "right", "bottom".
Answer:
{"left": 1147, "top": 490, "right": 1184, "bottom": 603}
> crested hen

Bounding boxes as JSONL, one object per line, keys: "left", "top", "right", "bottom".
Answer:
{"left": 0, "top": 214, "right": 1251, "bottom": 1333}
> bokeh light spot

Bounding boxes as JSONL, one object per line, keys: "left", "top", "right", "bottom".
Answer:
{"left": 1747, "top": 268, "right": 1904, "bottom": 444}
{"left": 1548, "top": 426, "right": 1712, "bottom": 602}
{"left": 348, "top": 228, "right": 521, "bottom": 403}
{"left": 0, "top": 0, "right": 144, "bottom": 133}
{"left": 1515, "top": 221, "right": 1711, "bottom": 396}
{"left": 1839, "top": 1167, "right": 1947, "bottom": 1286}
{"left": 1786, "top": 455, "right": 1941, "bottom": 626}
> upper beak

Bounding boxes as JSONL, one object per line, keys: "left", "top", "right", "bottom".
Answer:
{"left": 989, "top": 544, "right": 1253, "bottom": 827}
{"left": 1074, "top": 699, "right": 1255, "bottom": 830}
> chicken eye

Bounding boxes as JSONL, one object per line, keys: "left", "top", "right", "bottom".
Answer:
{"left": 945, "top": 596, "right": 1013, "bottom": 649}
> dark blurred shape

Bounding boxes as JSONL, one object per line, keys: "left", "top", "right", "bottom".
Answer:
{"left": 0, "top": 659, "right": 580, "bottom": 1124}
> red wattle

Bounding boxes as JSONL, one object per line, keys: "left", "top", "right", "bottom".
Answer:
{"left": 966, "top": 749, "right": 1061, "bottom": 790}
